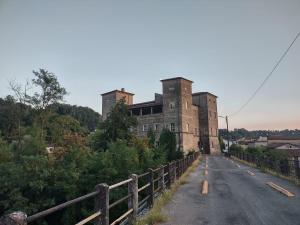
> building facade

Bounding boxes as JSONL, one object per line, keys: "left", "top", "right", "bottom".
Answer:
{"left": 101, "top": 77, "right": 220, "bottom": 154}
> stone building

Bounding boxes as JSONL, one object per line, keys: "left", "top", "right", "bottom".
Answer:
{"left": 101, "top": 77, "right": 220, "bottom": 154}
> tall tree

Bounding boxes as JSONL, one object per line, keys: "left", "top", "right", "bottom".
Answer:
{"left": 9, "top": 80, "right": 31, "bottom": 150}
{"left": 27, "top": 69, "right": 67, "bottom": 140}
{"left": 90, "top": 99, "right": 137, "bottom": 151}
{"left": 159, "top": 128, "right": 183, "bottom": 161}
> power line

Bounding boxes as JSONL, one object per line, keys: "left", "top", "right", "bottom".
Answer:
{"left": 229, "top": 31, "right": 300, "bottom": 117}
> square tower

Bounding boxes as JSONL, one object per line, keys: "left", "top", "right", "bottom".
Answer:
{"left": 192, "top": 92, "right": 220, "bottom": 154}
{"left": 161, "top": 77, "right": 199, "bottom": 152}
{"left": 101, "top": 88, "right": 134, "bottom": 120}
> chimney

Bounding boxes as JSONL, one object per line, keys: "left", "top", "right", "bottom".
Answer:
{"left": 121, "top": 88, "right": 125, "bottom": 92}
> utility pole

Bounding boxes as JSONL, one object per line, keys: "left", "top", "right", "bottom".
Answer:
{"left": 225, "top": 116, "right": 230, "bottom": 155}
{"left": 219, "top": 115, "right": 230, "bottom": 155}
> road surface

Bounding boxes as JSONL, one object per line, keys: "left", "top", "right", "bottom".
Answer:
{"left": 161, "top": 155, "right": 300, "bottom": 225}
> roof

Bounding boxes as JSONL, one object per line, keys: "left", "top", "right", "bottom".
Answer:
{"left": 268, "top": 143, "right": 300, "bottom": 149}
{"left": 160, "top": 77, "right": 193, "bottom": 83}
{"left": 101, "top": 89, "right": 134, "bottom": 96}
{"left": 128, "top": 101, "right": 162, "bottom": 109}
{"left": 192, "top": 92, "right": 218, "bottom": 98}
{"left": 268, "top": 136, "right": 300, "bottom": 141}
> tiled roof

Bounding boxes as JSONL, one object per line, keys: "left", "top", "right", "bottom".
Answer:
{"left": 268, "top": 136, "right": 300, "bottom": 141}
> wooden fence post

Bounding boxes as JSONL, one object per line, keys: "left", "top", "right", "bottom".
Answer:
{"left": 128, "top": 174, "right": 138, "bottom": 224}
{"left": 0, "top": 212, "right": 27, "bottom": 225}
{"left": 148, "top": 168, "right": 154, "bottom": 207}
{"left": 175, "top": 161, "right": 179, "bottom": 180}
{"left": 157, "top": 166, "right": 164, "bottom": 192}
{"left": 95, "top": 183, "right": 109, "bottom": 225}
{"left": 166, "top": 163, "right": 171, "bottom": 188}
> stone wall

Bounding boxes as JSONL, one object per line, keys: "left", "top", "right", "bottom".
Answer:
{"left": 102, "top": 90, "right": 133, "bottom": 120}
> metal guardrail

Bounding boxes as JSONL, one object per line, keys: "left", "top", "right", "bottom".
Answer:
{"left": 1, "top": 152, "right": 199, "bottom": 225}
{"left": 232, "top": 152, "right": 300, "bottom": 180}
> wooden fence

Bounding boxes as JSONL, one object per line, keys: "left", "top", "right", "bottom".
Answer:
{"left": 0, "top": 152, "right": 199, "bottom": 225}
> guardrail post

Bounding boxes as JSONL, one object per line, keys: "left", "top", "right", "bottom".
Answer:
{"left": 128, "top": 174, "right": 138, "bottom": 224}
{"left": 161, "top": 166, "right": 165, "bottom": 191}
{"left": 95, "top": 183, "right": 109, "bottom": 225}
{"left": 175, "top": 161, "right": 178, "bottom": 180}
{"left": 166, "top": 163, "right": 171, "bottom": 188}
{"left": 0, "top": 212, "right": 27, "bottom": 225}
{"left": 147, "top": 168, "right": 154, "bottom": 207}
{"left": 295, "top": 159, "right": 300, "bottom": 179}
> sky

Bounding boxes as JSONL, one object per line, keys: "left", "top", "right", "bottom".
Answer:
{"left": 0, "top": 0, "right": 299, "bottom": 130}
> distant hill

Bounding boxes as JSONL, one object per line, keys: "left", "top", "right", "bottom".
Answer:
{"left": 219, "top": 128, "right": 300, "bottom": 140}
{"left": 51, "top": 103, "right": 101, "bottom": 132}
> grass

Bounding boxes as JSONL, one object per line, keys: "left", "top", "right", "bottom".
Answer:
{"left": 134, "top": 156, "right": 202, "bottom": 225}
{"left": 232, "top": 156, "right": 300, "bottom": 186}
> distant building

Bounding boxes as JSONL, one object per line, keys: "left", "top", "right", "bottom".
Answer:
{"left": 267, "top": 136, "right": 300, "bottom": 147}
{"left": 237, "top": 138, "right": 255, "bottom": 149}
{"left": 248, "top": 136, "right": 268, "bottom": 148}
{"left": 101, "top": 77, "right": 220, "bottom": 154}
{"left": 267, "top": 136, "right": 300, "bottom": 160}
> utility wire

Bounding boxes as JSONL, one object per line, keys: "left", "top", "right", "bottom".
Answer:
{"left": 229, "top": 31, "right": 300, "bottom": 117}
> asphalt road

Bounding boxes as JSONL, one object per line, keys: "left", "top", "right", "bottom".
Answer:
{"left": 161, "top": 155, "right": 300, "bottom": 225}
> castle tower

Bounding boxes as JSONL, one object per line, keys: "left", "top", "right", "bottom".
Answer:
{"left": 161, "top": 77, "right": 199, "bottom": 152}
{"left": 192, "top": 92, "right": 220, "bottom": 154}
{"left": 101, "top": 88, "right": 134, "bottom": 120}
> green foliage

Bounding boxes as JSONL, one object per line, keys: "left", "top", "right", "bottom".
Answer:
{"left": 0, "top": 71, "right": 170, "bottom": 225}
{"left": 147, "top": 128, "right": 156, "bottom": 148}
{"left": 51, "top": 103, "right": 101, "bottom": 131}
{"left": 90, "top": 99, "right": 137, "bottom": 151}
{"left": 159, "top": 129, "right": 183, "bottom": 161}
{"left": 219, "top": 136, "right": 225, "bottom": 150}
{"left": 219, "top": 128, "right": 300, "bottom": 140}
{"left": 28, "top": 69, "right": 67, "bottom": 110}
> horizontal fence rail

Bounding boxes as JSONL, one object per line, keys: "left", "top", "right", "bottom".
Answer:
{"left": 1, "top": 152, "right": 199, "bottom": 225}
{"left": 232, "top": 152, "right": 300, "bottom": 180}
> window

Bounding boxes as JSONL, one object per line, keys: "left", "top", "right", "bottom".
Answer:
{"left": 186, "top": 123, "right": 189, "bottom": 132}
{"left": 169, "top": 102, "right": 175, "bottom": 109}
{"left": 214, "top": 112, "right": 217, "bottom": 119}
{"left": 216, "top": 129, "right": 218, "bottom": 136}
{"left": 169, "top": 87, "right": 174, "bottom": 91}
{"left": 211, "top": 127, "right": 212, "bottom": 134}
{"left": 185, "top": 101, "right": 188, "bottom": 110}
{"left": 143, "top": 124, "right": 148, "bottom": 132}
{"left": 154, "top": 124, "right": 159, "bottom": 131}
{"left": 211, "top": 141, "right": 214, "bottom": 147}
{"left": 170, "top": 123, "right": 175, "bottom": 132}
{"left": 195, "top": 128, "right": 197, "bottom": 135}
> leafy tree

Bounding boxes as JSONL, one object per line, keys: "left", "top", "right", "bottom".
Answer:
{"left": 90, "top": 99, "right": 137, "bottom": 151}
{"left": 51, "top": 103, "right": 101, "bottom": 132}
{"left": 159, "top": 129, "right": 183, "bottom": 161}
{"left": 147, "top": 128, "right": 156, "bottom": 148}
{"left": 27, "top": 69, "right": 67, "bottom": 140}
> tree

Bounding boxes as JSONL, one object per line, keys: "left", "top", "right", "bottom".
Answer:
{"left": 159, "top": 129, "right": 183, "bottom": 161}
{"left": 51, "top": 103, "right": 101, "bottom": 132}
{"left": 147, "top": 128, "right": 156, "bottom": 148}
{"left": 90, "top": 99, "right": 137, "bottom": 151}
{"left": 27, "top": 69, "right": 67, "bottom": 140}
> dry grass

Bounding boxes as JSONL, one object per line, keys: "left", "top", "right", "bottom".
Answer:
{"left": 232, "top": 156, "right": 300, "bottom": 186}
{"left": 134, "top": 156, "right": 202, "bottom": 225}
